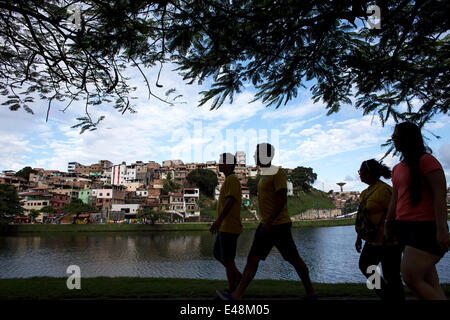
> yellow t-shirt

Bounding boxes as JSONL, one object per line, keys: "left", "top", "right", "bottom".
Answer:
{"left": 258, "top": 167, "right": 291, "bottom": 225}
{"left": 359, "top": 180, "right": 396, "bottom": 245}
{"left": 217, "top": 173, "right": 242, "bottom": 234}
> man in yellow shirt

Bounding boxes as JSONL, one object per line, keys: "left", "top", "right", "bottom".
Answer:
{"left": 210, "top": 153, "right": 243, "bottom": 292}
{"left": 218, "top": 143, "right": 317, "bottom": 300}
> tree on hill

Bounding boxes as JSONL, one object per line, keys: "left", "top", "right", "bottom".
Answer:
{"left": 246, "top": 175, "right": 260, "bottom": 197}
{"left": 0, "top": 1, "right": 448, "bottom": 134}
{"left": 284, "top": 167, "right": 317, "bottom": 194}
{"left": 27, "top": 209, "right": 40, "bottom": 223}
{"left": 0, "top": 183, "right": 24, "bottom": 224}
{"left": 15, "top": 167, "right": 37, "bottom": 181}
{"left": 162, "top": 172, "right": 180, "bottom": 195}
{"left": 63, "top": 198, "right": 98, "bottom": 219}
{"left": 40, "top": 206, "right": 57, "bottom": 214}
{"left": 137, "top": 207, "right": 164, "bottom": 225}
{"left": 187, "top": 169, "right": 218, "bottom": 198}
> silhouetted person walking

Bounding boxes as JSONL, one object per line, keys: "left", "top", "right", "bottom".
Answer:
{"left": 217, "top": 143, "right": 316, "bottom": 300}
{"left": 385, "top": 122, "right": 449, "bottom": 300}
{"left": 355, "top": 159, "right": 404, "bottom": 300}
{"left": 211, "top": 153, "right": 243, "bottom": 292}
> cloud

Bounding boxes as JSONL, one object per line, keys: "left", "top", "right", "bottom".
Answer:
{"left": 0, "top": 133, "right": 32, "bottom": 171}
{"left": 438, "top": 143, "right": 450, "bottom": 169}
{"left": 279, "top": 116, "right": 389, "bottom": 165}
{"left": 345, "top": 174, "right": 359, "bottom": 182}
{"left": 261, "top": 99, "right": 326, "bottom": 120}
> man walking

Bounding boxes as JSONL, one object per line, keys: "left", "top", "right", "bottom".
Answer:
{"left": 217, "top": 143, "right": 317, "bottom": 300}
{"left": 210, "top": 153, "right": 243, "bottom": 293}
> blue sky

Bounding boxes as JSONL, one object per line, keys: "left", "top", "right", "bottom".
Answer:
{"left": 1, "top": 63, "right": 449, "bottom": 192}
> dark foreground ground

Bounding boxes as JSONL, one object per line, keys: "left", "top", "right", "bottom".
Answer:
{"left": 1, "top": 277, "right": 448, "bottom": 300}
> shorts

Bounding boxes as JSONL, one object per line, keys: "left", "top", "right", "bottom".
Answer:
{"left": 248, "top": 222, "right": 299, "bottom": 261}
{"left": 213, "top": 232, "right": 239, "bottom": 263}
{"left": 395, "top": 220, "right": 448, "bottom": 258}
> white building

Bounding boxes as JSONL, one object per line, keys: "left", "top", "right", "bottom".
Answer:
{"left": 100, "top": 167, "right": 112, "bottom": 184}
{"left": 287, "top": 180, "right": 294, "bottom": 196}
{"left": 184, "top": 188, "right": 200, "bottom": 218}
{"left": 169, "top": 193, "right": 185, "bottom": 212}
{"left": 111, "top": 162, "right": 127, "bottom": 186}
{"left": 235, "top": 151, "right": 246, "bottom": 166}
{"left": 92, "top": 188, "right": 113, "bottom": 199}
{"left": 111, "top": 204, "right": 140, "bottom": 215}
{"left": 125, "top": 164, "right": 137, "bottom": 183}
{"left": 68, "top": 162, "right": 80, "bottom": 173}
{"left": 214, "top": 187, "right": 220, "bottom": 201}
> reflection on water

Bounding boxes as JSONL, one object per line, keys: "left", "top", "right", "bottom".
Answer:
{"left": 0, "top": 226, "right": 449, "bottom": 283}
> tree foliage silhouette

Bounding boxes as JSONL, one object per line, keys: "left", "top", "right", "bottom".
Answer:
{"left": 1, "top": 0, "right": 447, "bottom": 134}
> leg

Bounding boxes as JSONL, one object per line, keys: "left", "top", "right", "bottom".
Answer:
{"left": 380, "top": 245, "right": 405, "bottom": 300}
{"left": 214, "top": 232, "right": 242, "bottom": 292}
{"left": 358, "top": 243, "right": 387, "bottom": 299}
{"left": 401, "top": 246, "right": 446, "bottom": 300}
{"left": 276, "top": 223, "right": 315, "bottom": 298}
{"left": 424, "top": 265, "right": 446, "bottom": 299}
{"left": 231, "top": 255, "right": 260, "bottom": 300}
{"left": 223, "top": 261, "right": 242, "bottom": 292}
{"left": 286, "top": 252, "right": 316, "bottom": 297}
{"left": 231, "top": 223, "right": 273, "bottom": 299}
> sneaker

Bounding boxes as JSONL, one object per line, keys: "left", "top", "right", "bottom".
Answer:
{"left": 216, "top": 290, "right": 234, "bottom": 300}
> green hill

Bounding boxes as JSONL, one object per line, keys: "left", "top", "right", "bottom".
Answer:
{"left": 287, "top": 189, "right": 336, "bottom": 216}
{"left": 200, "top": 202, "right": 255, "bottom": 220}
{"left": 200, "top": 189, "right": 336, "bottom": 219}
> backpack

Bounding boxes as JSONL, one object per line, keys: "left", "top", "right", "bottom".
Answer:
{"left": 355, "top": 185, "right": 391, "bottom": 241}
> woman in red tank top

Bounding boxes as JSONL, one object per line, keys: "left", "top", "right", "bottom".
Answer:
{"left": 384, "top": 122, "right": 449, "bottom": 300}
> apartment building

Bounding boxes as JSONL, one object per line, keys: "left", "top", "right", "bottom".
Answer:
{"left": 111, "top": 203, "right": 141, "bottom": 218}
{"left": 184, "top": 188, "right": 200, "bottom": 218}
{"left": 173, "top": 167, "right": 188, "bottom": 186}
{"left": 169, "top": 193, "right": 185, "bottom": 212}
{"left": 92, "top": 185, "right": 126, "bottom": 210}
{"left": 19, "top": 191, "right": 52, "bottom": 222}
{"left": 50, "top": 193, "right": 70, "bottom": 210}
{"left": 111, "top": 162, "right": 127, "bottom": 186}
{"left": 235, "top": 151, "right": 246, "bottom": 166}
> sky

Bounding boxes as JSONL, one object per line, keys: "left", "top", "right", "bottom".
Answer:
{"left": 1, "top": 63, "right": 449, "bottom": 193}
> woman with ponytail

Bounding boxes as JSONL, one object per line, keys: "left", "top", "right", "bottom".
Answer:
{"left": 355, "top": 159, "right": 404, "bottom": 300}
{"left": 385, "top": 122, "right": 449, "bottom": 300}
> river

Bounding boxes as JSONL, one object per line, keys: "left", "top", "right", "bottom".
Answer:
{"left": 0, "top": 225, "right": 449, "bottom": 283}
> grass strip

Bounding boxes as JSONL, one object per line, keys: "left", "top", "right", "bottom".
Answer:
{"left": 1, "top": 277, "right": 448, "bottom": 300}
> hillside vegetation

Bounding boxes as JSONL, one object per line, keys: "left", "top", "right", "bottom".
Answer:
{"left": 200, "top": 189, "right": 335, "bottom": 219}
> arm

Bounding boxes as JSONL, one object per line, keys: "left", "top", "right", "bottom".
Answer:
{"left": 425, "top": 170, "right": 450, "bottom": 251}
{"left": 384, "top": 186, "right": 397, "bottom": 240}
{"left": 210, "top": 196, "right": 236, "bottom": 233}
{"left": 385, "top": 186, "right": 397, "bottom": 222}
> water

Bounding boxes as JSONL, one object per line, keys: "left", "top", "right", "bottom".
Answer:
{"left": 0, "top": 225, "right": 449, "bottom": 283}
